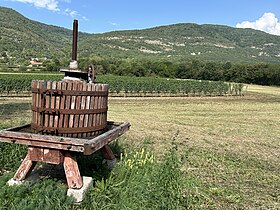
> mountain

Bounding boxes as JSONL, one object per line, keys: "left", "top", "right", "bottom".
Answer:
{"left": 79, "top": 23, "right": 280, "bottom": 63}
{"left": 1, "top": 6, "right": 280, "bottom": 64}
{"left": 0, "top": 6, "right": 90, "bottom": 59}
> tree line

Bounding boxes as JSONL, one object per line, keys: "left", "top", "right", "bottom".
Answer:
{"left": 77, "top": 56, "right": 280, "bottom": 86}
{"left": 3, "top": 54, "right": 279, "bottom": 86}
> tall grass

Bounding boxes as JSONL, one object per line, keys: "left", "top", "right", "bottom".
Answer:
{"left": 0, "top": 174, "right": 74, "bottom": 209}
{"left": 0, "top": 142, "right": 189, "bottom": 209}
{"left": 0, "top": 143, "right": 26, "bottom": 174}
{"left": 82, "top": 144, "right": 187, "bottom": 209}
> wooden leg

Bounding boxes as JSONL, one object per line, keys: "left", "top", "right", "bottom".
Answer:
{"left": 63, "top": 152, "right": 83, "bottom": 189}
{"left": 100, "top": 145, "right": 115, "bottom": 160}
{"left": 13, "top": 148, "right": 83, "bottom": 189}
{"left": 13, "top": 153, "right": 36, "bottom": 181}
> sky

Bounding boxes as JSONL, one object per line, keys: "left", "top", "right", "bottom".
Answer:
{"left": 1, "top": 0, "right": 280, "bottom": 35}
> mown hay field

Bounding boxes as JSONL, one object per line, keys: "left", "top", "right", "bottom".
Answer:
{"left": 0, "top": 84, "right": 279, "bottom": 209}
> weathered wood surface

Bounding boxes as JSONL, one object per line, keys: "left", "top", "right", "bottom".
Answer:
{"left": 84, "top": 122, "right": 130, "bottom": 155}
{"left": 28, "top": 147, "right": 64, "bottom": 164}
{"left": 101, "top": 145, "right": 115, "bottom": 160}
{"left": 63, "top": 152, "right": 83, "bottom": 189}
{"left": 13, "top": 146, "right": 82, "bottom": 189}
{"left": 0, "top": 130, "right": 85, "bottom": 152}
{"left": 31, "top": 80, "right": 109, "bottom": 137}
{"left": 13, "top": 153, "right": 36, "bottom": 181}
{"left": 7, "top": 122, "right": 130, "bottom": 189}
{"left": 0, "top": 122, "right": 130, "bottom": 155}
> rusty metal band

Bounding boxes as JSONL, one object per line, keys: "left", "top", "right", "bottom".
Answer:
{"left": 31, "top": 123, "right": 107, "bottom": 134}
{"left": 31, "top": 106, "right": 108, "bottom": 115}
{"left": 31, "top": 88, "right": 108, "bottom": 96}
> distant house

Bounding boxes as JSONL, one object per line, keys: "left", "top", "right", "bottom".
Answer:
{"left": 30, "top": 59, "right": 43, "bottom": 66}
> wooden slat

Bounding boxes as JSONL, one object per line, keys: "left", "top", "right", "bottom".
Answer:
{"left": 58, "top": 81, "right": 67, "bottom": 136}
{"left": 87, "top": 84, "right": 94, "bottom": 137}
{"left": 104, "top": 84, "right": 109, "bottom": 132}
{"left": 43, "top": 81, "right": 51, "bottom": 133}
{"left": 34, "top": 81, "right": 38, "bottom": 129}
{"left": 79, "top": 83, "right": 87, "bottom": 138}
{"left": 54, "top": 81, "right": 61, "bottom": 130}
{"left": 97, "top": 84, "right": 100, "bottom": 137}
{"left": 95, "top": 84, "right": 103, "bottom": 135}
{"left": 84, "top": 83, "right": 91, "bottom": 137}
{"left": 94, "top": 84, "right": 99, "bottom": 136}
{"left": 100, "top": 85, "right": 104, "bottom": 128}
{"left": 87, "top": 83, "right": 97, "bottom": 137}
{"left": 39, "top": 81, "right": 45, "bottom": 132}
{"left": 36, "top": 81, "right": 40, "bottom": 130}
{"left": 100, "top": 84, "right": 105, "bottom": 136}
{"left": 64, "top": 82, "right": 72, "bottom": 137}
{"left": 69, "top": 82, "right": 78, "bottom": 138}
{"left": 31, "top": 81, "right": 36, "bottom": 132}
{"left": 73, "top": 82, "right": 83, "bottom": 138}
{"left": 49, "top": 81, "right": 56, "bottom": 130}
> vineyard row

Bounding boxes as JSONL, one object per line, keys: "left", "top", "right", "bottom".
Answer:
{"left": 0, "top": 74, "right": 245, "bottom": 96}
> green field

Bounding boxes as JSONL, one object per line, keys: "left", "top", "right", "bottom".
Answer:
{"left": 0, "top": 84, "right": 279, "bottom": 209}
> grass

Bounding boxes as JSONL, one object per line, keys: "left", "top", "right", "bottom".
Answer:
{"left": 0, "top": 84, "right": 279, "bottom": 209}
{"left": 0, "top": 97, "right": 31, "bottom": 129}
{"left": 108, "top": 95, "right": 280, "bottom": 162}
{"left": 107, "top": 92, "right": 280, "bottom": 209}
{"left": 81, "top": 145, "right": 186, "bottom": 209}
{"left": 0, "top": 174, "right": 74, "bottom": 209}
{"left": 247, "top": 84, "right": 280, "bottom": 96}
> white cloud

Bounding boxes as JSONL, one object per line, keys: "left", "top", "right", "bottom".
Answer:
{"left": 82, "top": 16, "right": 89, "bottom": 21}
{"left": 236, "top": 12, "right": 280, "bottom": 35}
{"left": 63, "top": 8, "right": 89, "bottom": 21}
{"left": 109, "top": 22, "right": 119, "bottom": 26}
{"left": 64, "top": 8, "right": 77, "bottom": 17}
{"left": 13, "top": 0, "right": 60, "bottom": 11}
{"left": 10, "top": 0, "right": 88, "bottom": 20}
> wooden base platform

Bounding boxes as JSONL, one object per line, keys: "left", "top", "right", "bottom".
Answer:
{"left": 0, "top": 121, "right": 130, "bottom": 189}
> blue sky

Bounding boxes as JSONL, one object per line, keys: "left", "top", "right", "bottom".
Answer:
{"left": 1, "top": 0, "right": 280, "bottom": 35}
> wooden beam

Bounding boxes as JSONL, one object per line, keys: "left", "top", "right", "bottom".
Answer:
{"left": 84, "top": 122, "right": 130, "bottom": 155}
{"left": 0, "top": 122, "right": 130, "bottom": 155}
{"left": 28, "top": 147, "right": 64, "bottom": 164}
{"left": 63, "top": 152, "right": 83, "bottom": 189}
{"left": 0, "top": 130, "right": 85, "bottom": 152}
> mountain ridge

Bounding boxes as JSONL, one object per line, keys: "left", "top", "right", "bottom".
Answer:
{"left": 1, "top": 6, "right": 280, "bottom": 64}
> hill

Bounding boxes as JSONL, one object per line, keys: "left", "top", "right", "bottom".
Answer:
{"left": 79, "top": 23, "right": 280, "bottom": 63}
{"left": 0, "top": 6, "right": 90, "bottom": 60}
{"left": 1, "top": 6, "right": 280, "bottom": 64}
